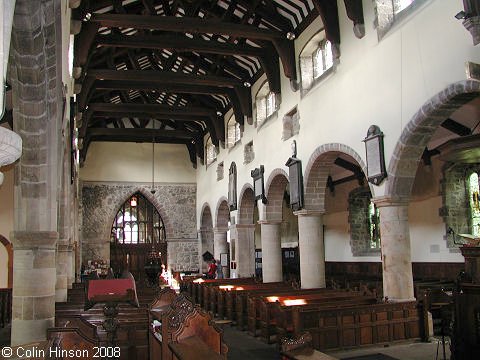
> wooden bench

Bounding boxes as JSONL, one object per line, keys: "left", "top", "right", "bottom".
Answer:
{"left": 150, "top": 293, "right": 228, "bottom": 360}
{"left": 287, "top": 300, "right": 420, "bottom": 351}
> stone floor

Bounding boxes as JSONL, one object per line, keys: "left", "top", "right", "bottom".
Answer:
{"left": 223, "top": 325, "right": 451, "bottom": 360}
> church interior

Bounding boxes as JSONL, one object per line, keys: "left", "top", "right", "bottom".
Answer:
{"left": 1, "top": 0, "right": 480, "bottom": 359}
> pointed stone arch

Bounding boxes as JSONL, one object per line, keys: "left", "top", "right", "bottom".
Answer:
{"left": 386, "top": 80, "right": 480, "bottom": 199}
{"left": 303, "top": 143, "right": 369, "bottom": 212}
{"left": 0, "top": 235, "right": 13, "bottom": 288}
{"left": 265, "top": 168, "right": 289, "bottom": 221}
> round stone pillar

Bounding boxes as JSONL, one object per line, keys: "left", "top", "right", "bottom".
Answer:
{"left": 214, "top": 228, "right": 230, "bottom": 277}
{"left": 376, "top": 198, "right": 415, "bottom": 301}
{"left": 11, "top": 231, "right": 58, "bottom": 346}
{"left": 235, "top": 224, "right": 256, "bottom": 277}
{"left": 295, "top": 210, "right": 326, "bottom": 289}
{"left": 259, "top": 221, "right": 283, "bottom": 283}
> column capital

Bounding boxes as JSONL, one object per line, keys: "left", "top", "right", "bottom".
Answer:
{"left": 373, "top": 196, "right": 410, "bottom": 208}
{"left": 258, "top": 220, "right": 282, "bottom": 225}
{"left": 11, "top": 231, "right": 58, "bottom": 250}
{"left": 234, "top": 223, "right": 256, "bottom": 229}
{"left": 293, "top": 209, "right": 324, "bottom": 217}
{"left": 213, "top": 227, "right": 229, "bottom": 233}
{"left": 198, "top": 227, "right": 213, "bottom": 233}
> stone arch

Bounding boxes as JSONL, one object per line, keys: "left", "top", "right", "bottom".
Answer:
{"left": 215, "top": 197, "right": 230, "bottom": 228}
{"left": 0, "top": 235, "right": 13, "bottom": 288}
{"left": 238, "top": 184, "right": 255, "bottom": 225}
{"left": 108, "top": 187, "right": 173, "bottom": 240}
{"left": 386, "top": 80, "right": 480, "bottom": 199}
{"left": 265, "top": 168, "right": 289, "bottom": 221}
{"left": 303, "top": 143, "right": 369, "bottom": 211}
{"left": 200, "top": 202, "right": 213, "bottom": 229}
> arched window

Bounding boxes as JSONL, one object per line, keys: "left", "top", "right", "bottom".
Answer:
{"left": 226, "top": 116, "right": 241, "bottom": 148}
{"left": 468, "top": 171, "right": 480, "bottom": 237}
{"left": 205, "top": 136, "right": 217, "bottom": 166}
{"left": 111, "top": 192, "right": 165, "bottom": 245}
{"left": 255, "top": 81, "right": 278, "bottom": 126}
{"left": 300, "top": 31, "right": 335, "bottom": 94}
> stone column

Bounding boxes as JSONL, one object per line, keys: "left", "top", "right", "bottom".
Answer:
{"left": 10, "top": 0, "right": 63, "bottom": 344}
{"left": 376, "top": 198, "right": 415, "bottom": 301}
{"left": 213, "top": 228, "right": 229, "bottom": 277}
{"left": 259, "top": 221, "right": 283, "bottom": 283}
{"left": 295, "top": 210, "right": 326, "bottom": 289}
{"left": 235, "top": 224, "right": 256, "bottom": 277}
{"left": 11, "top": 231, "right": 58, "bottom": 346}
{"left": 55, "top": 242, "right": 70, "bottom": 302}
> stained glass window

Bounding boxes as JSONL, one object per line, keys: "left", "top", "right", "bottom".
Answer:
{"left": 227, "top": 117, "right": 241, "bottom": 148}
{"left": 313, "top": 41, "right": 333, "bottom": 79}
{"left": 256, "top": 82, "right": 278, "bottom": 126}
{"left": 469, "top": 172, "right": 480, "bottom": 237}
{"left": 111, "top": 192, "right": 165, "bottom": 245}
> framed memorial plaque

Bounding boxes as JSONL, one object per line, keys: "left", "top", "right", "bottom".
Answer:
{"left": 251, "top": 165, "right": 267, "bottom": 204}
{"left": 285, "top": 143, "right": 304, "bottom": 211}
{"left": 363, "top": 125, "right": 387, "bottom": 185}
{"left": 228, "top": 162, "right": 237, "bottom": 211}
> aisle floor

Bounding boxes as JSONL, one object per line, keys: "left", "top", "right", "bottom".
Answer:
{"left": 223, "top": 325, "right": 451, "bottom": 360}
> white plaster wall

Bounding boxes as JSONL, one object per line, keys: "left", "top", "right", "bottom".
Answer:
{"left": 196, "top": 1, "right": 476, "bottom": 262}
{"left": 80, "top": 142, "right": 196, "bottom": 183}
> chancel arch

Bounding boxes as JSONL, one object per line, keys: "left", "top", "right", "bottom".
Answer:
{"left": 215, "top": 197, "right": 230, "bottom": 277}
{"left": 109, "top": 192, "right": 166, "bottom": 281}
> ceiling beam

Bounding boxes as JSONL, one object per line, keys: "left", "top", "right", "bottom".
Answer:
{"left": 312, "top": 0, "right": 341, "bottom": 45}
{"left": 87, "top": 127, "right": 197, "bottom": 139}
{"left": 343, "top": 0, "right": 365, "bottom": 39}
{"left": 441, "top": 118, "right": 472, "bottom": 137}
{"left": 89, "top": 14, "right": 285, "bottom": 40}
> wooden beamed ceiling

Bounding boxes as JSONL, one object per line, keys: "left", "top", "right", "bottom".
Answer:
{"left": 71, "top": 0, "right": 366, "bottom": 167}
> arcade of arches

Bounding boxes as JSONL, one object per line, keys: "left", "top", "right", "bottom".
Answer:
{"left": 0, "top": 0, "right": 480, "bottom": 349}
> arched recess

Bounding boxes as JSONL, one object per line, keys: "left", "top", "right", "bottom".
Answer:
{"left": 0, "top": 235, "right": 13, "bottom": 288}
{"left": 238, "top": 184, "right": 255, "bottom": 225}
{"left": 236, "top": 184, "right": 257, "bottom": 277}
{"left": 200, "top": 203, "right": 214, "bottom": 272}
{"left": 215, "top": 197, "right": 230, "bottom": 228}
{"left": 265, "top": 169, "right": 289, "bottom": 221}
{"left": 386, "top": 80, "right": 480, "bottom": 199}
{"left": 303, "top": 143, "right": 370, "bottom": 212}
{"left": 215, "top": 198, "right": 230, "bottom": 277}
{"left": 109, "top": 192, "right": 167, "bottom": 281}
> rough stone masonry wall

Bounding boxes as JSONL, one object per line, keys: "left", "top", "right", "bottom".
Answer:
{"left": 81, "top": 182, "right": 198, "bottom": 271}
{"left": 440, "top": 164, "right": 474, "bottom": 249}
{"left": 348, "top": 187, "right": 379, "bottom": 256}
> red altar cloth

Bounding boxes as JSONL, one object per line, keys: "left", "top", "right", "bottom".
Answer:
{"left": 87, "top": 278, "right": 135, "bottom": 302}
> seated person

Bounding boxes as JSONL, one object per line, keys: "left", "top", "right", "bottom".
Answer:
{"left": 206, "top": 259, "right": 217, "bottom": 279}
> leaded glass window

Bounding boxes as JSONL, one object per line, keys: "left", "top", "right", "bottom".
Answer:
{"left": 111, "top": 192, "right": 165, "bottom": 245}
{"left": 205, "top": 136, "right": 216, "bottom": 166}
{"left": 469, "top": 172, "right": 480, "bottom": 237}
{"left": 369, "top": 202, "right": 381, "bottom": 249}
{"left": 256, "top": 81, "right": 278, "bottom": 126}
{"left": 227, "top": 117, "right": 241, "bottom": 148}
{"left": 313, "top": 41, "right": 333, "bottom": 79}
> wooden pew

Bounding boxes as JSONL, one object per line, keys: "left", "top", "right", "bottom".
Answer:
{"left": 251, "top": 290, "right": 374, "bottom": 342}
{"left": 287, "top": 300, "right": 420, "bottom": 351}
{"left": 198, "top": 278, "right": 257, "bottom": 309}
{"left": 150, "top": 293, "right": 228, "bottom": 360}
